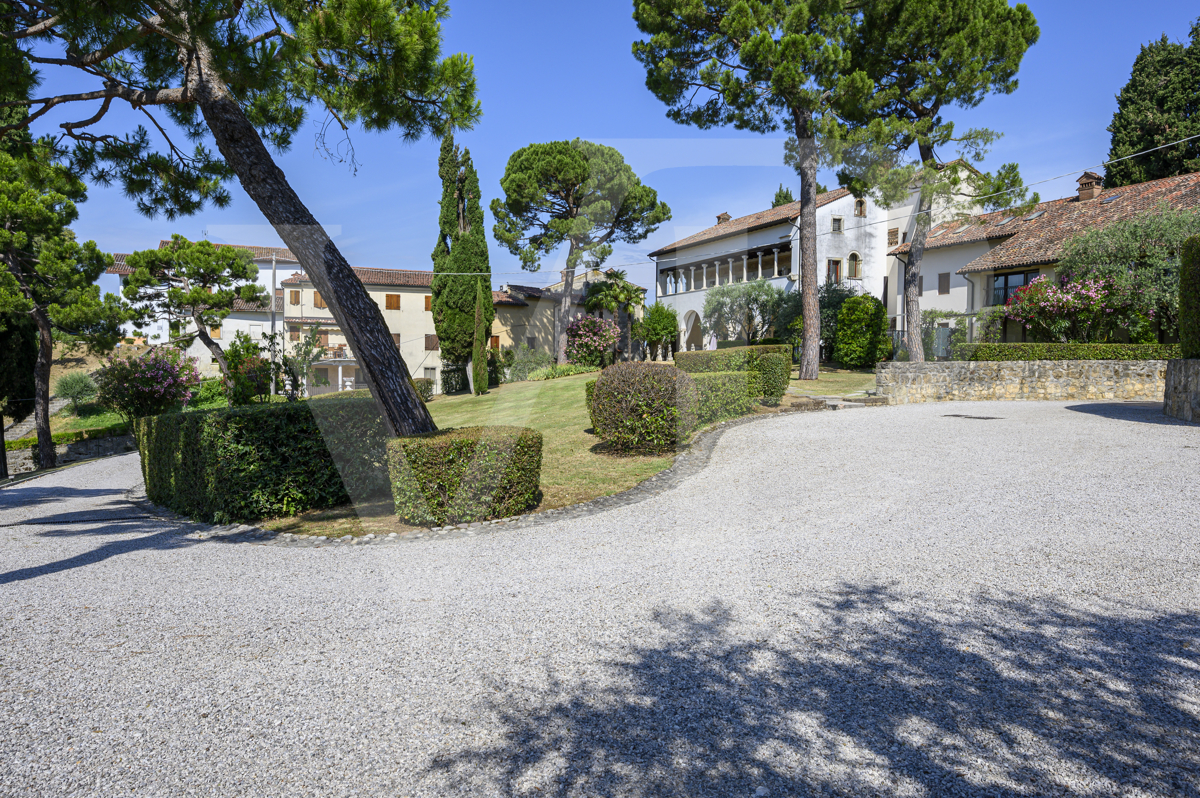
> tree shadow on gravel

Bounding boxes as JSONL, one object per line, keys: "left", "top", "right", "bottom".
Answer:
{"left": 0, "top": 485, "right": 129, "bottom": 513}
{"left": 1066, "top": 402, "right": 1196, "bottom": 427}
{"left": 429, "top": 585, "right": 1200, "bottom": 798}
{"left": 0, "top": 521, "right": 199, "bottom": 585}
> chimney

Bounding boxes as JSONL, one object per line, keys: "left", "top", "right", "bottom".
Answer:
{"left": 716, "top": 212, "right": 732, "bottom": 225}
{"left": 1077, "top": 171, "right": 1103, "bottom": 201}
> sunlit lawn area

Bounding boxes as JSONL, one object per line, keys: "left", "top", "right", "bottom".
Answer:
{"left": 789, "top": 366, "right": 877, "bottom": 397}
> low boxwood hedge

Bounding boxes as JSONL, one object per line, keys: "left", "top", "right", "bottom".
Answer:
{"left": 135, "top": 397, "right": 390, "bottom": 522}
{"left": 756, "top": 353, "right": 790, "bottom": 406}
{"left": 694, "top": 371, "right": 760, "bottom": 424}
{"left": 674, "top": 344, "right": 790, "bottom": 374}
{"left": 5, "top": 422, "right": 129, "bottom": 452}
{"left": 386, "top": 426, "right": 542, "bottom": 525}
{"left": 952, "top": 343, "right": 1181, "bottom": 362}
{"left": 591, "top": 362, "right": 698, "bottom": 454}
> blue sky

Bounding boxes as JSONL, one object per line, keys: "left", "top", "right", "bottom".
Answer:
{"left": 29, "top": 1, "right": 1197, "bottom": 297}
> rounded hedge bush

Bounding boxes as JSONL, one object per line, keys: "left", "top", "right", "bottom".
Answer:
{"left": 693, "top": 371, "right": 759, "bottom": 423}
{"left": 386, "top": 426, "right": 543, "bottom": 525}
{"left": 755, "top": 353, "right": 790, "bottom": 406}
{"left": 833, "top": 295, "right": 888, "bottom": 368}
{"left": 590, "top": 362, "right": 698, "bottom": 454}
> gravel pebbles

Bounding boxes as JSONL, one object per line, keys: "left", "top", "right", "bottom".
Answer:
{"left": 1, "top": 399, "right": 1199, "bottom": 797}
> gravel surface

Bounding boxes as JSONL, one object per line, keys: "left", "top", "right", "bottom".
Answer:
{"left": 1, "top": 400, "right": 1199, "bottom": 798}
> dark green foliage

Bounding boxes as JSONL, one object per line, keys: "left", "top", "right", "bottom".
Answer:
{"left": 197, "top": 379, "right": 224, "bottom": 404}
{"left": 432, "top": 136, "right": 493, "bottom": 365}
{"left": 952, "top": 343, "right": 1181, "bottom": 362}
{"left": 693, "top": 372, "right": 761, "bottom": 424}
{"left": 778, "top": 282, "right": 861, "bottom": 361}
{"left": 472, "top": 278, "right": 489, "bottom": 394}
{"left": 834, "top": 295, "right": 889, "bottom": 368}
{"left": 0, "top": 313, "right": 36, "bottom": 425}
{"left": 633, "top": 302, "right": 680, "bottom": 360}
{"left": 585, "top": 380, "right": 598, "bottom": 430}
{"left": 6, "top": 422, "right": 128, "bottom": 451}
{"left": 135, "top": 398, "right": 390, "bottom": 523}
{"left": 755, "top": 354, "right": 791, "bottom": 407}
{"left": 441, "top": 366, "right": 468, "bottom": 394}
{"left": 413, "top": 378, "right": 434, "bottom": 403}
{"left": 590, "top": 363, "right": 698, "bottom": 454}
{"left": 1106, "top": 22, "right": 1200, "bottom": 188}
{"left": 387, "top": 426, "right": 542, "bottom": 525}
{"left": 772, "top": 184, "right": 795, "bottom": 208}
{"left": 1182, "top": 237, "right": 1200, "bottom": 359}
{"left": 673, "top": 345, "right": 791, "bottom": 374}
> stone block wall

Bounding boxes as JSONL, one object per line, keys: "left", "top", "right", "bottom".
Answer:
{"left": 5, "top": 434, "right": 136, "bottom": 476}
{"left": 1164, "top": 359, "right": 1200, "bottom": 423}
{"left": 876, "top": 360, "right": 1168, "bottom": 405}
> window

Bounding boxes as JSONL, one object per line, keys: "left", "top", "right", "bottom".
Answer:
{"left": 831, "top": 217, "right": 844, "bottom": 234}
{"left": 826, "top": 259, "right": 842, "bottom": 284}
{"left": 847, "top": 253, "right": 862, "bottom": 280}
{"left": 289, "top": 325, "right": 300, "bottom": 342}
{"left": 392, "top": 333, "right": 402, "bottom": 347}
{"left": 425, "top": 334, "right": 439, "bottom": 351}
{"left": 887, "top": 228, "right": 899, "bottom": 247}
{"left": 1023, "top": 210, "right": 1046, "bottom": 221}
{"left": 289, "top": 290, "right": 300, "bottom": 305}
{"left": 490, "top": 335, "right": 500, "bottom": 350}
{"left": 210, "top": 325, "right": 221, "bottom": 340}
{"left": 938, "top": 272, "right": 951, "bottom": 295}
{"left": 526, "top": 336, "right": 536, "bottom": 349}
{"left": 918, "top": 276, "right": 924, "bottom": 296}
{"left": 385, "top": 294, "right": 400, "bottom": 310}
{"left": 1101, "top": 193, "right": 1123, "bottom": 204}
{"left": 854, "top": 199, "right": 866, "bottom": 217}
{"left": 902, "top": 231, "right": 908, "bottom": 244}
{"left": 992, "top": 271, "right": 1039, "bottom": 306}
{"left": 424, "top": 295, "right": 432, "bottom": 312}
{"left": 424, "top": 367, "right": 436, "bottom": 385}
{"left": 995, "top": 216, "right": 1015, "bottom": 227}
{"left": 313, "top": 291, "right": 327, "bottom": 309}
{"left": 882, "top": 276, "right": 889, "bottom": 310}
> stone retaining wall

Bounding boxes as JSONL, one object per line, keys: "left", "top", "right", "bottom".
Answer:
{"left": 1164, "top": 359, "right": 1200, "bottom": 423}
{"left": 5, "top": 434, "right": 136, "bottom": 476}
{"left": 876, "top": 360, "right": 1168, "bottom": 405}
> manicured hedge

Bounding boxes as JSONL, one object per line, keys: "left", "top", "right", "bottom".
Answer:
{"left": 5, "top": 422, "right": 129, "bottom": 452}
{"left": 386, "top": 426, "right": 542, "bottom": 525}
{"left": 673, "top": 344, "right": 790, "bottom": 374}
{"left": 1183, "top": 237, "right": 1200, "bottom": 359}
{"left": 590, "top": 362, "right": 698, "bottom": 454}
{"left": 527, "top": 364, "right": 600, "bottom": 381}
{"left": 414, "top": 377, "right": 434, "bottom": 402}
{"left": 585, "top": 379, "right": 598, "bottom": 430}
{"left": 694, "top": 371, "right": 760, "bottom": 424}
{"left": 952, "top": 343, "right": 1181, "bottom": 362}
{"left": 756, "top": 353, "right": 791, "bottom": 406}
{"left": 135, "top": 397, "right": 390, "bottom": 522}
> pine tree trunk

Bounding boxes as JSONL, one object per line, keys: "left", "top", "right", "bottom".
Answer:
{"left": 1, "top": 414, "right": 8, "bottom": 481}
{"left": 556, "top": 265, "right": 576, "bottom": 364}
{"left": 618, "top": 308, "right": 631, "bottom": 361}
{"left": 186, "top": 44, "right": 435, "bottom": 436}
{"left": 31, "top": 306, "right": 55, "bottom": 469}
{"left": 191, "top": 310, "right": 230, "bottom": 384}
{"left": 904, "top": 154, "right": 934, "bottom": 363}
{"left": 792, "top": 112, "right": 821, "bottom": 381}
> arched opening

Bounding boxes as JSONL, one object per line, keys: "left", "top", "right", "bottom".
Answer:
{"left": 683, "top": 310, "right": 704, "bottom": 353}
{"left": 847, "top": 252, "right": 863, "bottom": 280}
{"left": 854, "top": 198, "right": 866, "bottom": 217}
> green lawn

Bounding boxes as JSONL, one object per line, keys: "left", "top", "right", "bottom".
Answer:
{"left": 51, "top": 396, "right": 231, "bottom": 433}
{"left": 789, "top": 366, "right": 878, "bottom": 397}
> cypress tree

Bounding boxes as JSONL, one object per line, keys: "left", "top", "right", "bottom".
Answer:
{"left": 472, "top": 278, "right": 489, "bottom": 395}
{"left": 432, "top": 136, "right": 494, "bottom": 366}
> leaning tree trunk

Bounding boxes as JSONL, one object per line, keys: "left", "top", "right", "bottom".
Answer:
{"left": 904, "top": 186, "right": 932, "bottom": 363}
{"left": 555, "top": 264, "right": 577, "bottom": 365}
{"left": 191, "top": 310, "right": 230, "bottom": 386}
{"left": 185, "top": 42, "right": 435, "bottom": 437}
{"left": 30, "top": 307, "right": 55, "bottom": 469}
{"left": 793, "top": 112, "right": 821, "bottom": 381}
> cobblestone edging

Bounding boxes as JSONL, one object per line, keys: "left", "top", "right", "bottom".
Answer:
{"left": 125, "top": 401, "right": 833, "bottom": 548}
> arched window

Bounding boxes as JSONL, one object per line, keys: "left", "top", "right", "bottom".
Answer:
{"left": 847, "top": 252, "right": 863, "bottom": 280}
{"left": 854, "top": 198, "right": 866, "bottom": 217}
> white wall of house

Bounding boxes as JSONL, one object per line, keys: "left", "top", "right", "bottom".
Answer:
{"left": 183, "top": 309, "right": 272, "bottom": 378}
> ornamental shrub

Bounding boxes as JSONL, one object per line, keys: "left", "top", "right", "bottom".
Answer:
{"left": 951, "top": 343, "right": 1181, "bottom": 362}
{"left": 1005, "top": 275, "right": 1137, "bottom": 343}
{"left": 585, "top": 379, "right": 598, "bottom": 430}
{"left": 134, "top": 397, "right": 390, "bottom": 522}
{"left": 54, "top": 371, "right": 97, "bottom": 413}
{"left": 693, "top": 371, "right": 760, "bottom": 424}
{"left": 673, "top": 344, "right": 790, "bottom": 374}
{"left": 96, "top": 348, "right": 201, "bottom": 429}
{"left": 834, "top": 295, "right": 888, "bottom": 368}
{"left": 413, "top": 377, "right": 434, "bottom": 403}
{"left": 565, "top": 316, "right": 619, "bottom": 366}
{"left": 387, "top": 426, "right": 542, "bottom": 525}
{"left": 755, "top": 353, "right": 790, "bottom": 406}
{"left": 590, "top": 363, "right": 698, "bottom": 454}
{"left": 196, "top": 378, "right": 224, "bottom": 404}
{"left": 1183, "top": 237, "right": 1200, "bottom": 359}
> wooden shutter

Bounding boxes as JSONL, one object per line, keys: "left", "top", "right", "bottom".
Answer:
{"left": 289, "top": 326, "right": 299, "bottom": 341}
{"left": 424, "top": 295, "right": 432, "bottom": 312}
{"left": 289, "top": 290, "right": 300, "bottom": 305}
{"left": 887, "top": 228, "right": 899, "bottom": 247}
{"left": 490, "top": 335, "right": 500, "bottom": 350}
{"left": 318, "top": 331, "right": 329, "bottom": 347}
{"left": 385, "top": 294, "right": 400, "bottom": 310}
{"left": 314, "top": 291, "right": 326, "bottom": 309}
{"left": 938, "top": 273, "right": 951, "bottom": 295}
{"left": 210, "top": 325, "right": 221, "bottom": 340}
{"left": 425, "top": 334, "right": 439, "bottom": 351}
{"left": 392, "top": 333, "right": 402, "bottom": 347}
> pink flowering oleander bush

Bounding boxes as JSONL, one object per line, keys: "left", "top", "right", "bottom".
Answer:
{"left": 1005, "top": 276, "right": 1138, "bottom": 344}
{"left": 565, "top": 316, "right": 619, "bottom": 367}
{"left": 96, "top": 347, "right": 201, "bottom": 428}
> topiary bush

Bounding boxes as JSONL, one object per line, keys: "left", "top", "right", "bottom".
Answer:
{"left": 833, "top": 295, "right": 888, "bottom": 368}
{"left": 413, "top": 377, "right": 434, "bottom": 403}
{"left": 693, "top": 371, "right": 760, "bottom": 424}
{"left": 755, "top": 353, "right": 790, "bottom": 406}
{"left": 1183, "top": 236, "right": 1200, "bottom": 359}
{"left": 590, "top": 362, "right": 698, "bottom": 454}
{"left": 951, "top": 343, "right": 1181, "bottom": 362}
{"left": 585, "top": 379, "right": 598, "bottom": 430}
{"left": 386, "top": 426, "right": 542, "bottom": 525}
{"left": 673, "top": 344, "right": 790, "bottom": 374}
{"left": 135, "top": 397, "right": 390, "bottom": 522}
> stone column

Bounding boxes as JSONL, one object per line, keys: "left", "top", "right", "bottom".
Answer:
{"left": 757, "top": 251, "right": 763, "bottom": 280}
{"left": 702, "top": 264, "right": 708, "bottom": 289}
{"left": 337, "top": 363, "right": 343, "bottom": 391}
{"left": 772, "top": 248, "right": 780, "bottom": 278}
{"left": 728, "top": 258, "right": 735, "bottom": 283}
{"left": 741, "top": 254, "right": 748, "bottom": 283}
{"left": 689, "top": 266, "right": 696, "bottom": 291}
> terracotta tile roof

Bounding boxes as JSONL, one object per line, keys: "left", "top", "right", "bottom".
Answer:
{"left": 159, "top": 240, "right": 299, "bottom": 262}
{"left": 502, "top": 284, "right": 547, "bottom": 299}
{"left": 281, "top": 267, "right": 434, "bottom": 287}
{"left": 492, "top": 290, "right": 528, "bottom": 307}
{"left": 229, "top": 294, "right": 284, "bottom": 313}
{"left": 886, "top": 171, "right": 1200, "bottom": 274}
{"left": 108, "top": 253, "right": 132, "bottom": 274}
{"left": 649, "top": 188, "right": 852, "bottom": 257}
{"left": 286, "top": 317, "right": 341, "bottom": 326}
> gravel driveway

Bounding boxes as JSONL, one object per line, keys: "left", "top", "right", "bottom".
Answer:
{"left": 2, "top": 400, "right": 1199, "bottom": 798}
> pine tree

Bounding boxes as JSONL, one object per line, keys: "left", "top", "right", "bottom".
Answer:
{"left": 1106, "top": 22, "right": 1200, "bottom": 188}
{"left": 432, "top": 136, "right": 493, "bottom": 366}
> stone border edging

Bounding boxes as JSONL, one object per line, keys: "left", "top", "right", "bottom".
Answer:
{"left": 124, "top": 401, "right": 832, "bottom": 549}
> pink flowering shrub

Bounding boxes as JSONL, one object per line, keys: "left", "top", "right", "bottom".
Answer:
{"left": 96, "top": 347, "right": 201, "bottom": 427}
{"left": 1005, "top": 276, "right": 1137, "bottom": 343}
{"left": 565, "top": 316, "right": 619, "bottom": 366}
